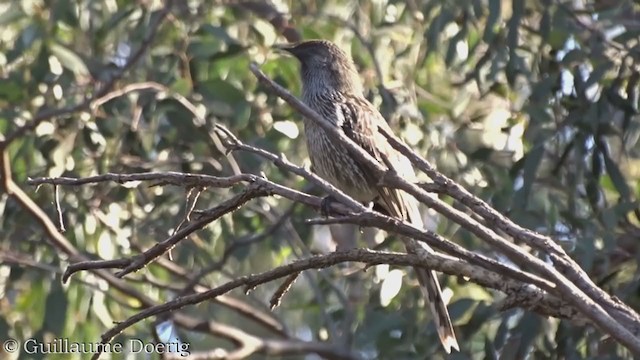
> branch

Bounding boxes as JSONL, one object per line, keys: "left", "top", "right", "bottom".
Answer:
{"left": 179, "top": 203, "right": 297, "bottom": 295}
{"left": 248, "top": 63, "right": 640, "bottom": 352}
{"left": 29, "top": 170, "right": 353, "bottom": 280}
{"left": 29, "top": 171, "right": 340, "bottom": 215}
{"left": 213, "top": 125, "right": 554, "bottom": 294}
{"left": 60, "top": 184, "right": 266, "bottom": 281}
{"left": 19, "top": 152, "right": 608, "bottom": 354}
{"left": 305, "top": 214, "right": 554, "bottom": 292}
{"left": 214, "top": 123, "right": 367, "bottom": 213}
{"left": 89, "top": 248, "right": 580, "bottom": 360}
{"left": 28, "top": 172, "right": 251, "bottom": 187}
{"left": 6, "top": 152, "right": 349, "bottom": 359}
{"left": 378, "top": 127, "right": 640, "bottom": 337}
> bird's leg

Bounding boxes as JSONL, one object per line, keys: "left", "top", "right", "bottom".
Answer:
{"left": 357, "top": 201, "right": 376, "bottom": 233}
{"left": 320, "top": 195, "right": 338, "bottom": 217}
{"left": 321, "top": 197, "right": 374, "bottom": 217}
{"left": 365, "top": 201, "right": 375, "bottom": 211}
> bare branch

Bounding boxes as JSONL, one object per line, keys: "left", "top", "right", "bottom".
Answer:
{"left": 180, "top": 203, "right": 297, "bottom": 295}
{"left": 378, "top": 126, "right": 640, "bottom": 337}
{"left": 248, "top": 63, "right": 640, "bottom": 352}
{"left": 2, "top": 149, "right": 342, "bottom": 359}
{"left": 214, "top": 123, "right": 367, "bottom": 213}
{"left": 89, "top": 248, "right": 580, "bottom": 360}
{"left": 63, "top": 183, "right": 268, "bottom": 280}
{"left": 270, "top": 272, "right": 300, "bottom": 309}
{"left": 54, "top": 185, "right": 65, "bottom": 232}
{"left": 305, "top": 213, "right": 554, "bottom": 293}
{"left": 28, "top": 172, "right": 251, "bottom": 188}
{"left": 213, "top": 124, "right": 554, "bottom": 294}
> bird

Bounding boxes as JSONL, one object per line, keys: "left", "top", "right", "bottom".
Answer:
{"left": 280, "top": 39, "right": 459, "bottom": 353}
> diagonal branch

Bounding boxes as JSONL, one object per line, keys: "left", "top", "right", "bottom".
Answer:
{"left": 61, "top": 183, "right": 268, "bottom": 281}
{"left": 378, "top": 126, "right": 640, "bottom": 337}
{"left": 21, "top": 156, "right": 603, "bottom": 355}
{"left": 248, "top": 62, "right": 640, "bottom": 352}
{"left": 213, "top": 125, "right": 554, "bottom": 293}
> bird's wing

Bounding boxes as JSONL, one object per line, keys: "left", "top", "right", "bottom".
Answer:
{"left": 337, "top": 94, "right": 417, "bottom": 222}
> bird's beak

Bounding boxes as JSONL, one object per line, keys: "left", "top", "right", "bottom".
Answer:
{"left": 274, "top": 43, "right": 299, "bottom": 56}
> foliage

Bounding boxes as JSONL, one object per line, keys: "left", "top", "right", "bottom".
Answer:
{"left": 0, "top": 0, "right": 639, "bottom": 359}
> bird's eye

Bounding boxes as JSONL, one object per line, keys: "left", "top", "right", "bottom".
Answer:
{"left": 319, "top": 54, "right": 331, "bottom": 64}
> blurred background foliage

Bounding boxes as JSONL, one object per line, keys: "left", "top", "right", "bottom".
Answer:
{"left": 1, "top": 0, "right": 639, "bottom": 359}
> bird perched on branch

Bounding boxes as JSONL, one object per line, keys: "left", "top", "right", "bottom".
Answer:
{"left": 281, "top": 39, "right": 459, "bottom": 353}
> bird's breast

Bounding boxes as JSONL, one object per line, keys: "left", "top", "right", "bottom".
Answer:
{"left": 303, "top": 119, "right": 376, "bottom": 203}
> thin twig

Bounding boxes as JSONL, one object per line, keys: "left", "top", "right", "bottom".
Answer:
{"left": 270, "top": 272, "right": 300, "bottom": 309}
{"left": 54, "top": 185, "right": 65, "bottom": 232}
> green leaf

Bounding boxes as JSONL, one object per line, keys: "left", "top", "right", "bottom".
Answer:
{"left": 95, "top": 7, "right": 136, "bottom": 42}
{"left": 470, "top": 147, "right": 495, "bottom": 161}
{"left": 499, "top": 335, "right": 521, "bottom": 360}
{"left": 539, "top": 9, "right": 550, "bottom": 41}
{"left": 483, "top": 0, "right": 501, "bottom": 43}
{"left": 43, "top": 280, "right": 68, "bottom": 335}
{"left": 188, "top": 37, "right": 226, "bottom": 58}
{"left": 512, "top": 312, "right": 542, "bottom": 357}
{"left": 513, "top": 144, "right": 544, "bottom": 207}
{"left": 197, "top": 24, "right": 239, "bottom": 45}
{"left": 561, "top": 49, "right": 587, "bottom": 66}
{"left": 51, "top": 0, "right": 79, "bottom": 28}
{"left": 507, "top": 0, "right": 523, "bottom": 55}
{"left": 0, "top": 78, "right": 25, "bottom": 103}
{"left": 547, "top": 29, "right": 569, "bottom": 48}
{"left": 6, "top": 23, "right": 42, "bottom": 63}
{"left": 197, "top": 79, "right": 245, "bottom": 105}
{"left": 424, "top": 9, "right": 450, "bottom": 54}
{"left": 484, "top": 336, "right": 499, "bottom": 360}
{"left": 529, "top": 74, "right": 559, "bottom": 102}
{"left": 584, "top": 62, "right": 613, "bottom": 90}
{"left": 447, "top": 298, "right": 476, "bottom": 321}
{"left": 602, "top": 153, "right": 631, "bottom": 199}
{"left": 31, "top": 45, "right": 50, "bottom": 83}
{"left": 0, "top": 5, "right": 25, "bottom": 26}
{"left": 48, "top": 42, "right": 89, "bottom": 77}
{"left": 445, "top": 26, "right": 467, "bottom": 67}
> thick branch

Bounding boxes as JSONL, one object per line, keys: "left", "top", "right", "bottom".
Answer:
{"left": 89, "top": 248, "right": 580, "bottom": 360}
{"left": 378, "top": 127, "right": 640, "bottom": 337}
{"left": 248, "top": 63, "right": 640, "bottom": 352}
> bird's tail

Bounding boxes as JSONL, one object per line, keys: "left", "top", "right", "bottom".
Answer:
{"left": 415, "top": 266, "right": 460, "bottom": 353}
{"left": 377, "top": 184, "right": 458, "bottom": 352}
{"left": 400, "top": 191, "right": 459, "bottom": 354}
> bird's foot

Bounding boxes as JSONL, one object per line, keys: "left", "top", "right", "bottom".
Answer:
{"left": 320, "top": 195, "right": 338, "bottom": 217}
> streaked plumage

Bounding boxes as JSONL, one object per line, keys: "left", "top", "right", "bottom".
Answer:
{"left": 282, "top": 39, "right": 459, "bottom": 353}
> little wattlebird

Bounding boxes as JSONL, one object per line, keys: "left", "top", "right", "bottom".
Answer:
{"left": 280, "top": 40, "right": 459, "bottom": 353}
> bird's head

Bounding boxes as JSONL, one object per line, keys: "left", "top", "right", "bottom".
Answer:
{"left": 278, "top": 40, "right": 363, "bottom": 95}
